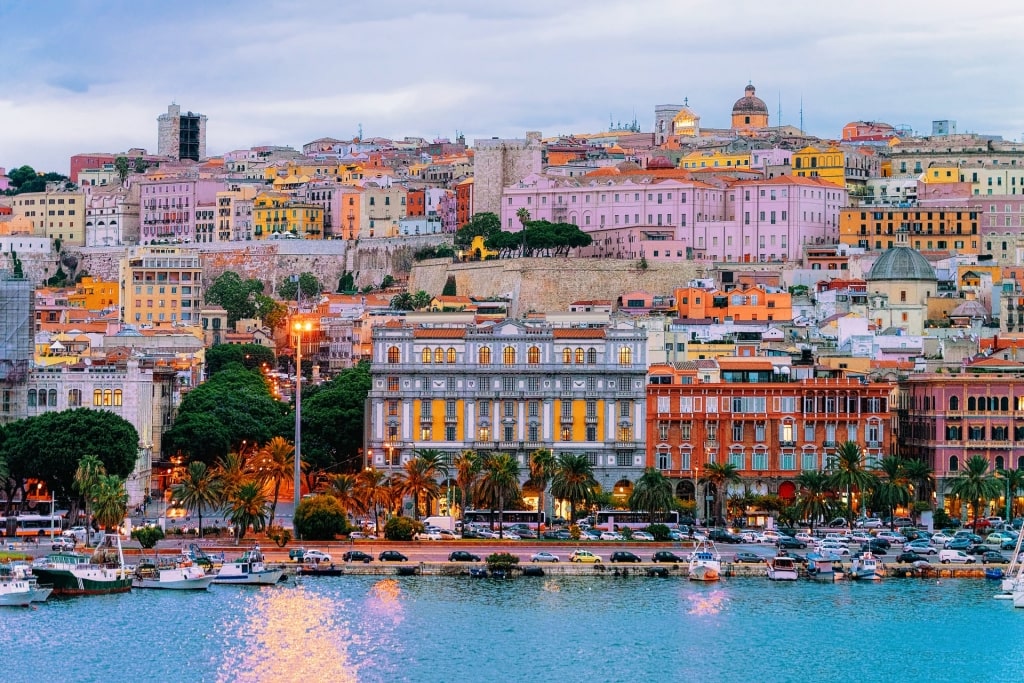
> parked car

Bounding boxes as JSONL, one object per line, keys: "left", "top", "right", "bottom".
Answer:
{"left": 288, "top": 547, "right": 307, "bottom": 562}
{"left": 939, "top": 549, "right": 976, "bottom": 564}
{"left": 818, "top": 543, "right": 851, "bottom": 556}
{"left": 896, "top": 551, "right": 927, "bottom": 563}
{"left": 517, "top": 528, "right": 538, "bottom": 539}
{"left": 530, "top": 551, "right": 560, "bottom": 563}
{"left": 708, "top": 529, "right": 743, "bottom": 543}
{"left": 966, "top": 518, "right": 992, "bottom": 530}
{"left": 609, "top": 551, "right": 642, "bottom": 563}
{"left": 827, "top": 518, "right": 849, "bottom": 528}
{"left": 874, "top": 531, "right": 905, "bottom": 545}
{"left": 733, "top": 552, "right": 762, "bottom": 564}
{"left": 50, "top": 537, "right": 75, "bottom": 551}
{"left": 902, "top": 540, "right": 937, "bottom": 555}
{"left": 599, "top": 531, "right": 623, "bottom": 541}
{"left": 349, "top": 531, "right": 377, "bottom": 540}
{"left": 860, "top": 541, "right": 889, "bottom": 555}
{"left": 944, "top": 538, "right": 973, "bottom": 551}
{"left": 982, "top": 551, "right": 1010, "bottom": 564}
{"left": 631, "top": 531, "right": 655, "bottom": 542}
{"left": 448, "top": 551, "right": 481, "bottom": 562}
{"left": 777, "top": 537, "right": 806, "bottom": 549}
{"left": 341, "top": 550, "right": 371, "bottom": 563}
{"left": 378, "top": 550, "right": 408, "bottom": 562}
{"left": 849, "top": 531, "right": 872, "bottom": 543}
{"left": 652, "top": 551, "right": 685, "bottom": 563}
{"left": 570, "top": 549, "right": 602, "bottom": 563}
{"left": 930, "top": 532, "right": 955, "bottom": 546}
{"left": 953, "top": 531, "right": 984, "bottom": 543}
{"left": 776, "top": 551, "right": 808, "bottom": 565}
{"left": 304, "top": 549, "right": 333, "bottom": 564}
{"left": 856, "top": 518, "right": 883, "bottom": 529}
{"left": 415, "top": 530, "right": 443, "bottom": 541}
{"left": 794, "top": 532, "right": 815, "bottom": 545}
{"left": 581, "top": 530, "right": 602, "bottom": 541}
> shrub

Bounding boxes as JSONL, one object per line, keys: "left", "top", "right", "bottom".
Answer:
{"left": 620, "top": 527, "right": 634, "bottom": 540}
{"left": 266, "top": 525, "right": 292, "bottom": 548}
{"left": 384, "top": 516, "right": 424, "bottom": 541}
{"left": 568, "top": 524, "right": 581, "bottom": 541}
{"left": 131, "top": 526, "right": 165, "bottom": 549}
{"left": 486, "top": 552, "right": 520, "bottom": 573}
{"left": 293, "top": 495, "right": 350, "bottom": 541}
{"left": 646, "top": 524, "right": 671, "bottom": 541}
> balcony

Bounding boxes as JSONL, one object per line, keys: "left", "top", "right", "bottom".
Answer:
{"left": 498, "top": 441, "right": 521, "bottom": 450}
{"left": 585, "top": 415, "right": 598, "bottom": 424}
{"left": 419, "top": 415, "right": 433, "bottom": 424}
{"left": 444, "top": 414, "right": 458, "bottom": 423}
{"left": 779, "top": 440, "right": 796, "bottom": 448}
{"left": 615, "top": 441, "right": 639, "bottom": 450}
{"left": 866, "top": 441, "right": 881, "bottom": 449}
{"left": 615, "top": 391, "right": 634, "bottom": 399}
{"left": 560, "top": 416, "right": 574, "bottom": 425}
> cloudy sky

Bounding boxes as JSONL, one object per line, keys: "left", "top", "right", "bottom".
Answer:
{"left": 2, "top": 0, "right": 1022, "bottom": 173}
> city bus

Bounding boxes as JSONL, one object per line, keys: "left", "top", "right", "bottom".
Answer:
{"left": 591, "top": 510, "right": 681, "bottom": 531}
{"left": 462, "top": 509, "right": 545, "bottom": 530}
{"left": 3, "top": 514, "right": 62, "bottom": 538}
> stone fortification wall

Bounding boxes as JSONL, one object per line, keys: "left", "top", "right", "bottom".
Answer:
{"left": 410, "top": 257, "right": 701, "bottom": 316}
{"left": 350, "top": 234, "right": 449, "bottom": 289}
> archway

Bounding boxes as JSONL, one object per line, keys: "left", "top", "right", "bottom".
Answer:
{"left": 613, "top": 479, "right": 633, "bottom": 506}
{"left": 778, "top": 481, "right": 797, "bottom": 503}
{"left": 676, "top": 480, "right": 695, "bottom": 501}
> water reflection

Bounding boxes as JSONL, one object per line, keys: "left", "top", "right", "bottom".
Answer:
{"left": 216, "top": 587, "right": 357, "bottom": 683}
{"left": 687, "top": 589, "right": 727, "bottom": 615}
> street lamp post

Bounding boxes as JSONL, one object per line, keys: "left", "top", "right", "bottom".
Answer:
{"left": 293, "top": 320, "right": 312, "bottom": 532}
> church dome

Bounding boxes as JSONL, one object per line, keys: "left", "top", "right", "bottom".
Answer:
{"left": 867, "top": 246, "right": 937, "bottom": 281}
{"left": 732, "top": 84, "right": 768, "bottom": 114}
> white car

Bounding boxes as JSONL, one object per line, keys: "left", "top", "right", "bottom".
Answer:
{"left": 415, "top": 530, "right": 442, "bottom": 541}
{"left": 599, "top": 531, "right": 623, "bottom": 541}
{"left": 794, "top": 533, "right": 815, "bottom": 545}
{"left": 501, "top": 531, "right": 521, "bottom": 540}
{"left": 819, "top": 542, "right": 851, "bottom": 556}
{"left": 849, "top": 531, "right": 872, "bottom": 543}
{"left": 857, "top": 518, "right": 883, "bottom": 529}
{"left": 930, "top": 532, "right": 955, "bottom": 546}
{"left": 876, "top": 531, "right": 907, "bottom": 544}
{"left": 530, "top": 551, "right": 560, "bottom": 563}
{"left": 303, "top": 549, "right": 332, "bottom": 563}
{"left": 631, "top": 531, "right": 655, "bottom": 541}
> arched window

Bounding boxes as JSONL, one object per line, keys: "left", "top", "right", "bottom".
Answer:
{"left": 949, "top": 395, "right": 959, "bottom": 411}
{"left": 996, "top": 455, "right": 1005, "bottom": 470}
{"left": 49, "top": 389, "right": 57, "bottom": 406}
{"left": 387, "top": 346, "right": 401, "bottom": 364}
{"left": 103, "top": 389, "right": 112, "bottom": 406}
{"left": 587, "top": 347, "right": 597, "bottom": 364}
{"left": 422, "top": 348, "right": 432, "bottom": 364}
{"left": 949, "top": 455, "right": 959, "bottom": 472}
{"left": 1002, "top": 396, "right": 1010, "bottom": 412}
{"left": 618, "top": 346, "right": 633, "bottom": 366}
{"left": 478, "top": 347, "right": 492, "bottom": 365}
{"left": 113, "top": 389, "right": 122, "bottom": 406}
{"left": 527, "top": 346, "right": 540, "bottom": 364}
{"left": 434, "top": 348, "right": 444, "bottom": 363}
{"left": 575, "top": 347, "right": 585, "bottom": 364}
{"left": 447, "top": 348, "right": 457, "bottom": 364}
{"left": 967, "top": 396, "right": 976, "bottom": 411}
{"left": 68, "top": 389, "right": 81, "bottom": 407}
{"left": 27, "top": 389, "right": 36, "bottom": 407}
{"left": 93, "top": 389, "right": 103, "bottom": 406}
{"left": 503, "top": 346, "right": 516, "bottom": 365}
{"left": 562, "top": 348, "right": 572, "bottom": 364}
{"left": 1019, "top": 456, "right": 1024, "bottom": 470}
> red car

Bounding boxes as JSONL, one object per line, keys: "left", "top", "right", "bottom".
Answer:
{"left": 966, "top": 518, "right": 992, "bottom": 529}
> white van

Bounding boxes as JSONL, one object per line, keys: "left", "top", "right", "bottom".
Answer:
{"left": 939, "top": 549, "right": 976, "bottom": 564}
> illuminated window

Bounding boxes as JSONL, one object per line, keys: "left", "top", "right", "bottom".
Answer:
{"left": 103, "top": 389, "right": 112, "bottom": 406}
{"left": 420, "top": 426, "right": 432, "bottom": 441}
{"left": 113, "top": 389, "right": 122, "bottom": 406}
{"left": 422, "top": 348, "right": 432, "bottom": 364}
{"left": 479, "top": 346, "right": 492, "bottom": 364}
{"left": 387, "top": 346, "right": 401, "bottom": 364}
{"left": 68, "top": 389, "right": 81, "bottom": 407}
{"left": 387, "top": 376, "right": 399, "bottom": 392}
{"left": 617, "top": 426, "right": 633, "bottom": 442}
{"left": 503, "top": 346, "right": 516, "bottom": 364}
{"left": 561, "top": 426, "right": 572, "bottom": 441}
{"left": 575, "top": 347, "right": 584, "bottom": 364}
{"left": 562, "top": 348, "right": 572, "bottom": 364}
{"left": 618, "top": 346, "right": 633, "bottom": 366}
{"left": 478, "top": 426, "right": 490, "bottom": 441}
{"left": 447, "top": 348, "right": 456, "bottom": 364}
{"left": 434, "top": 348, "right": 444, "bottom": 363}
{"left": 527, "top": 346, "right": 540, "bottom": 364}
{"left": 93, "top": 389, "right": 102, "bottom": 406}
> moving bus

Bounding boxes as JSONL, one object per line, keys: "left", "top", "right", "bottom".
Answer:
{"left": 591, "top": 510, "right": 680, "bottom": 531}
{"left": 462, "top": 510, "right": 545, "bottom": 530}
{"left": 3, "top": 514, "right": 62, "bottom": 538}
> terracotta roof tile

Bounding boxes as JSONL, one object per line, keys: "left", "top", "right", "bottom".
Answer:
{"left": 412, "top": 328, "right": 466, "bottom": 339}
{"left": 552, "top": 328, "right": 605, "bottom": 339}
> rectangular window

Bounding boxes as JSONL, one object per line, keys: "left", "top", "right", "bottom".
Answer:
{"left": 729, "top": 451, "right": 745, "bottom": 469}
{"left": 504, "top": 401, "right": 515, "bottom": 418}
{"left": 732, "top": 423, "right": 743, "bottom": 441}
{"left": 780, "top": 452, "right": 796, "bottom": 470}
{"left": 502, "top": 376, "right": 514, "bottom": 392}
{"left": 680, "top": 423, "right": 691, "bottom": 441}
{"left": 755, "top": 423, "right": 766, "bottom": 441}
{"left": 446, "top": 400, "right": 456, "bottom": 418}
{"left": 479, "top": 402, "right": 490, "bottom": 418}
{"left": 561, "top": 401, "right": 572, "bottom": 419}
{"left": 752, "top": 451, "right": 768, "bottom": 470}
{"left": 804, "top": 424, "right": 815, "bottom": 442}
{"left": 586, "top": 425, "right": 597, "bottom": 441}
{"left": 657, "top": 396, "right": 670, "bottom": 413}
{"left": 528, "top": 401, "right": 539, "bottom": 418}
{"left": 446, "top": 425, "right": 457, "bottom": 441}
{"left": 587, "top": 400, "right": 597, "bottom": 418}
{"left": 527, "top": 376, "right": 539, "bottom": 392}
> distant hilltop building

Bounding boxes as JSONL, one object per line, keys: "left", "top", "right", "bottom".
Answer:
{"left": 655, "top": 83, "right": 800, "bottom": 149}
{"left": 157, "top": 104, "right": 207, "bottom": 162}
{"left": 471, "top": 133, "right": 542, "bottom": 216}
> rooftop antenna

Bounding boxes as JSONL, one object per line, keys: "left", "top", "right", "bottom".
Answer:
{"left": 777, "top": 91, "right": 782, "bottom": 129}
{"left": 358, "top": 123, "right": 363, "bottom": 140}
{"left": 799, "top": 96, "right": 804, "bottom": 134}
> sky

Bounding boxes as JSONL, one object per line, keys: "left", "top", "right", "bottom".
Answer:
{"left": 2, "top": 0, "right": 1023, "bottom": 174}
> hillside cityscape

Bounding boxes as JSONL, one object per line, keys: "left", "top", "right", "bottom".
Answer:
{"left": 3, "top": 84, "right": 1024, "bottom": 530}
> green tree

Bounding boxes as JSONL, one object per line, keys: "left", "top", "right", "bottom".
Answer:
{"left": 338, "top": 271, "right": 356, "bottom": 293}
{"left": 947, "top": 455, "right": 1002, "bottom": 533}
{"left": 442, "top": 276, "right": 457, "bottom": 297}
{"left": 628, "top": 467, "right": 674, "bottom": 523}
{"left": 998, "top": 468, "right": 1024, "bottom": 519}
{"left": 132, "top": 526, "right": 165, "bottom": 549}
{"left": 454, "top": 212, "right": 501, "bottom": 248}
{"left": 171, "top": 461, "right": 223, "bottom": 539}
{"left": 392, "top": 455, "right": 441, "bottom": 520}
{"left": 91, "top": 474, "right": 128, "bottom": 532}
{"left": 380, "top": 274, "right": 395, "bottom": 289}
{"left": 254, "top": 294, "right": 288, "bottom": 330}
{"left": 475, "top": 453, "right": 521, "bottom": 539}
{"left": 114, "top": 156, "right": 130, "bottom": 185}
{"left": 453, "top": 450, "right": 481, "bottom": 519}
{"left": 293, "top": 494, "right": 349, "bottom": 540}
{"left": 528, "top": 448, "right": 557, "bottom": 528}
{"left": 795, "top": 470, "right": 833, "bottom": 532}
{"left": 226, "top": 481, "right": 270, "bottom": 541}
{"left": 827, "top": 442, "right": 878, "bottom": 529}
{"left": 550, "top": 453, "right": 598, "bottom": 523}
{"left": 252, "top": 436, "right": 295, "bottom": 530}
{"left": 699, "top": 462, "right": 742, "bottom": 525}
{"left": 214, "top": 451, "right": 249, "bottom": 503}
{"left": 327, "top": 473, "right": 362, "bottom": 517}
{"left": 206, "top": 344, "right": 276, "bottom": 375}
{"left": 133, "top": 157, "right": 149, "bottom": 174}
{"left": 902, "top": 458, "right": 935, "bottom": 507}
{"left": 384, "top": 516, "right": 421, "bottom": 541}
{"left": 412, "top": 290, "right": 433, "bottom": 310}
{"left": 278, "top": 272, "right": 321, "bottom": 301}
{"left": 390, "top": 292, "right": 414, "bottom": 310}
{"left": 355, "top": 468, "right": 391, "bottom": 535}
{"left": 298, "top": 362, "right": 372, "bottom": 474}
{"left": 204, "top": 271, "right": 264, "bottom": 328}
{"left": 74, "top": 454, "right": 106, "bottom": 535}
{"left": 874, "top": 456, "right": 911, "bottom": 530}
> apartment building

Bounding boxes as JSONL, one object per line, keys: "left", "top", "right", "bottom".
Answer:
{"left": 119, "top": 246, "right": 203, "bottom": 325}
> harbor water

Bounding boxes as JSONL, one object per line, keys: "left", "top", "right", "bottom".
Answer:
{"left": 5, "top": 575, "right": 1022, "bottom": 682}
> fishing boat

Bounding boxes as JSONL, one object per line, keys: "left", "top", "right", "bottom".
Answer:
{"left": 765, "top": 553, "right": 799, "bottom": 581}
{"left": 31, "top": 536, "right": 131, "bottom": 596}
{"left": 687, "top": 540, "right": 721, "bottom": 582}
{"left": 4, "top": 563, "right": 52, "bottom": 602}
{"left": 132, "top": 556, "right": 215, "bottom": 590}
{"left": 849, "top": 552, "right": 884, "bottom": 581}
{"left": 0, "top": 566, "right": 36, "bottom": 606}
{"left": 211, "top": 545, "right": 283, "bottom": 586}
{"left": 805, "top": 552, "right": 838, "bottom": 582}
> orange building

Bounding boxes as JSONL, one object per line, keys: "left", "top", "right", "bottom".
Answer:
{"left": 455, "top": 178, "right": 474, "bottom": 226}
{"left": 407, "top": 188, "right": 426, "bottom": 217}
{"left": 68, "top": 276, "right": 119, "bottom": 311}
{"left": 674, "top": 286, "right": 791, "bottom": 323}
{"left": 646, "top": 361, "right": 894, "bottom": 522}
{"left": 840, "top": 207, "right": 979, "bottom": 254}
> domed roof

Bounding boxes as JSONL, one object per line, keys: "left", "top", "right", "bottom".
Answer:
{"left": 732, "top": 84, "right": 768, "bottom": 114}
{"left": 867, "top": 246, "right": 937, "bottom": 281}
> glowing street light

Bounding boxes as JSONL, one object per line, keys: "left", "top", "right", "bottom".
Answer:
{"left": 293, "top": 319, "right": 312, "bottom": 534}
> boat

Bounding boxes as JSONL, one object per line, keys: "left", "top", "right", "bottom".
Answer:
{"left": 1002, "top": 531, "right": 1024, "bottom": 593}
{"left": 0, "top": 565, "right": 37, "bottom": 606}
{"left": 297, "top": 563, "right": 345, "bottom": 577}
{"left": 31, "top": 536, "right": 132, "bottom": 596}
{"left": 132, "top": 556, "right": 215, "bottom": 590}
{"left": 765, "top": 553, "right": 799, "bottom": 581}
{"left": 3, "top": 563, "right": 52, "bottom": 602}
{"left": 849, "top": 552, "right": 884, "bottom": 581}
{"left": 211, "top": 545, "right": 283, "bottom": 586}
{"left": 985, "top": 568, "right": 1005, "bottom": 581}
{"left": 805, "top": 552, "right": 838, "bottom": 581}
{"left": 687, "top": 540, "right": 721, "bottom": 582}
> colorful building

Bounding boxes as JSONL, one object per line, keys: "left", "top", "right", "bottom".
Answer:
{"left": 68, "top": 277, "right": 118, "bottom": 311}
{"left": 252, "top": 192, "right": 324, "bottom": 239}
{"left": 839, "top": 207, "right": 980, "bottom": 253}
{"left": 674, "top": 285, "right": 792, "bottom": 322}
{"left": 8, "top": 189, "right": 87, "bottom": 246}
{"left": 119, "top": 246, "right": 203, "bottom": 325}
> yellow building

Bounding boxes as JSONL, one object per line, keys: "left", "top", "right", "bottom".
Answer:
{"left": 120, "top": 246, "right": 203, "bottom": 325}
{"left": 960, "top": 167, "right": 1024, "bottom": 195}
{"left": 792, "top": 146, "right": 846, "bottom": 186}
{"left": 8, "top": 189, "right": 87, "bottom": 246}
{"left": 363, "top": 185, "right": 406, "bottom": 238}
{"left": 839, "top": 207, "right": 980, "bottom": 254}
{"left": 68, "top": 276, "right": 119, "bottom": 311}
{"left": 264, "top": 161, "right": 368, "bottom": 186}
{"left": 731, "top": 84, "right": 769, "bottom": 133}
{"left": 253, "top": 192, "right": 324, "bottom": 239}
{"left": 921, "top": 165, "right": 960, "bottom": 184}
{"left": 679, "top": 149, "right": 751, "bottom": 170}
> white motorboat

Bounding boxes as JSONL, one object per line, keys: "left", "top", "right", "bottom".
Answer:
{"left": 133, "top": 556, "right": 215, "bottom": 590}
{"left": 766, "top": 554, "right": 799, "bottom": 581}
{"left": 212, "top": 545, "right": 283, "bottom": 586}
{"left": 849, "top": 552, "right": 884, "bottom": 581}
{"left": 0, "top": 569, "right": 35, "bottom": 606}
{"left": 805, "top": 552, "right": 838, "bottom": 581}
{"left": 688, "top": 540, "right": 721, "bottom": 582}
{"left": 4, "top": 562, "right": 52, "bottom": 602}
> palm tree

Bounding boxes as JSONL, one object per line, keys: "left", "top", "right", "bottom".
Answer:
{"left": 214, "top": 451, "right": 250, "bottom": 503}
{"left": 328, "top": 473, "right": 362, "bottom": 518}
{"left": 393, "top": 456, "right": 441, "bottom": 520}
{"left": 475, "top": 453, "right": 521, "bottom": 539}
{"left": 90, "top": 475, "right": 128, "bottom": 532}
{"left": 252, "top": 436, "right": 295, "bottom": 530}
{"left": 874, "top": 456, "right": 911, "bottom": 531}
{"left": 74, "top": 454, "right": 106, "bottom": 536}
{"left": 414, "top": 448, "right": 450, "bottom": 515}
{"left": 172, "top": 462, "right": 223, "bottom": 539}
{"left": 947, "top": 456, "right": 1002, "bottom": 533}
{"left": 550, "top": 453, "right": 598, "bottom": 524}
{"left": 795, "top": 470, "right": 833, "bottom": 532}
{"left": 528, "top": 448, "right": 557, "bottom": 529}
{"left": 453, "top": 450, "right": 481, "bottom": 520}
{"left": 226, "top": 481, "right": 270, "bottom": 541}
{"left": 355, "top": 468, "right": 390, "bottom": 534}
{"left": 390, "top": 292, "right": 414, "bottom": 311}
{"left": 516, "top": 207, "right": 531, "bottom": 227}
{"left": 628, "top": 468, "right": 674, "bottom": 524}
{"left": 699, "top": 462, "right": 741, "bottom": 526}
{"left": 998, "top": 468, "right": 1024, "bottom": 520}
{"left": 411, "top": 290, "right": 433, "bottom": 310}
{"left": 827, "top": 441, "right": 878, "bottom": 529}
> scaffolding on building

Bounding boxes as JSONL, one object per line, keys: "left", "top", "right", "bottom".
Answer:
{"left": 0, "top": 272, "right": 32, "bottom": 423}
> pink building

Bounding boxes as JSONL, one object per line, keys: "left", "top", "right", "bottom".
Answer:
{"left": 500, "top": 171, "right": 845, "bottom": 262}
{"left": 0, "top": 167, "right": 8, "bottom": 192}
{"left": 138, "top": 177, "right": 222, "bottom": 244}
